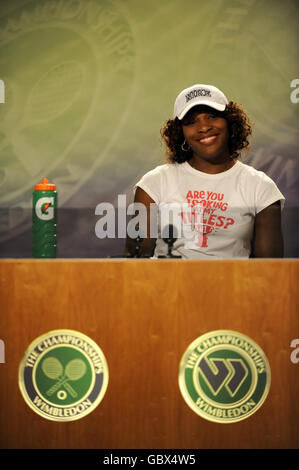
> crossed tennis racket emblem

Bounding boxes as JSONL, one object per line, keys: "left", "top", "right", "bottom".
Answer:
{"left": 42, "top": 357, "right": 87, "bottom": 398}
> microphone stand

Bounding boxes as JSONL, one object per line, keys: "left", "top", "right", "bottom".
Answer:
{"left": 126, "top": 236, "right": 151, "bottom": 258}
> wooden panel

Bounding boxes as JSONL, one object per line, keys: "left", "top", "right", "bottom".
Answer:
{"left": 0, "top": 260, "right": 298, "bottom": 449}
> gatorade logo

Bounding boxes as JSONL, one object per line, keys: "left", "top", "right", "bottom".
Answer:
{"left": 179, "top": 330, "right": 271, "bottom": 423}
{"left": 42, "top": 203, "right": 51, "bottom": 213}
{"left": 18, "top": 330, "right": 109, "bottom": 422}
{"left": 35, "top": 197, "right": 54, "bottom": 220}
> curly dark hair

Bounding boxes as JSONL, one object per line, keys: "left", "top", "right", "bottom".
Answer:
{"left": 160, "top": 101, "right": 252, "bottom": 163}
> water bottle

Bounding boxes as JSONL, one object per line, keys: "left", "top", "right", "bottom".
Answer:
{"left": 32, "top": 178, "right": 57, "bottom": 258}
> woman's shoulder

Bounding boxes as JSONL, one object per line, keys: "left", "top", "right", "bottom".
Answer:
{"left": 139, "top": 162, "right": 178, "bottom": 180}
{"left": 237, "top": 160, "right": 275, "bottom": 183}
{"left": 237, "top": 159, "right": 285, "bottom": 210}
{"left": 135, "top": 162, "right": 179, "bottom": 204}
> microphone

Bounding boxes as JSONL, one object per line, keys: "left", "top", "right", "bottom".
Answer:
{"left": 162, "top": 224, "right": 177, "bottom": 244}
{"left": 159, "top": 224, "right": 181, "bottom": 258}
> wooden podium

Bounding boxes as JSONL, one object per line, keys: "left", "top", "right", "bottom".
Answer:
{"left": 0, "top": 259, "right": 298, "bottom": 449}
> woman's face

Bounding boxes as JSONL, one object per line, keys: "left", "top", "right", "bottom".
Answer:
{"left": 181, "top": 105, "right": 230, "bottom": 162}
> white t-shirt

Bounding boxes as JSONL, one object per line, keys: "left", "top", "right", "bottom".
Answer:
{"left": 135, "top": 160, "right": 285, "bottom": 259}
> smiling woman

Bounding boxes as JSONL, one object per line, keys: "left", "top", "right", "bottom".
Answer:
{"left": 163, "top": 100, "right": 252, "bottom": 168}
{"left": 125, "top": 84, "right": 285, "bottom": 259}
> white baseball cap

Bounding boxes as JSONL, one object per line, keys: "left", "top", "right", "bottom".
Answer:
{"left": 174, "top": 84, "right": 229, "bottom": 120}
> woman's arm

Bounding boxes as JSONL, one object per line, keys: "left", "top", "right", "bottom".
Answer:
{"left": 251, "top": 200, "right": 284, "bottom": 258}
{"left": 124, "top": 187, "right": 157, "bottom": 257}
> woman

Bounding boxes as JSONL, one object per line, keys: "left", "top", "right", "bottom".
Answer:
{"left": 126, "top": 84, "right": 285, "bottom": 258}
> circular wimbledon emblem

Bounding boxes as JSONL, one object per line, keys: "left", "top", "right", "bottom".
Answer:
{"left": 179, "top": 330, "right": 271, "bottom": 423}
{"left": 19, "top": 329, "right": 108, "bottom": 421}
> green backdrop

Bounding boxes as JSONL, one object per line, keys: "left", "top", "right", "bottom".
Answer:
{"left": 0, "top": 0, "right": 298, "bottom": 257}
